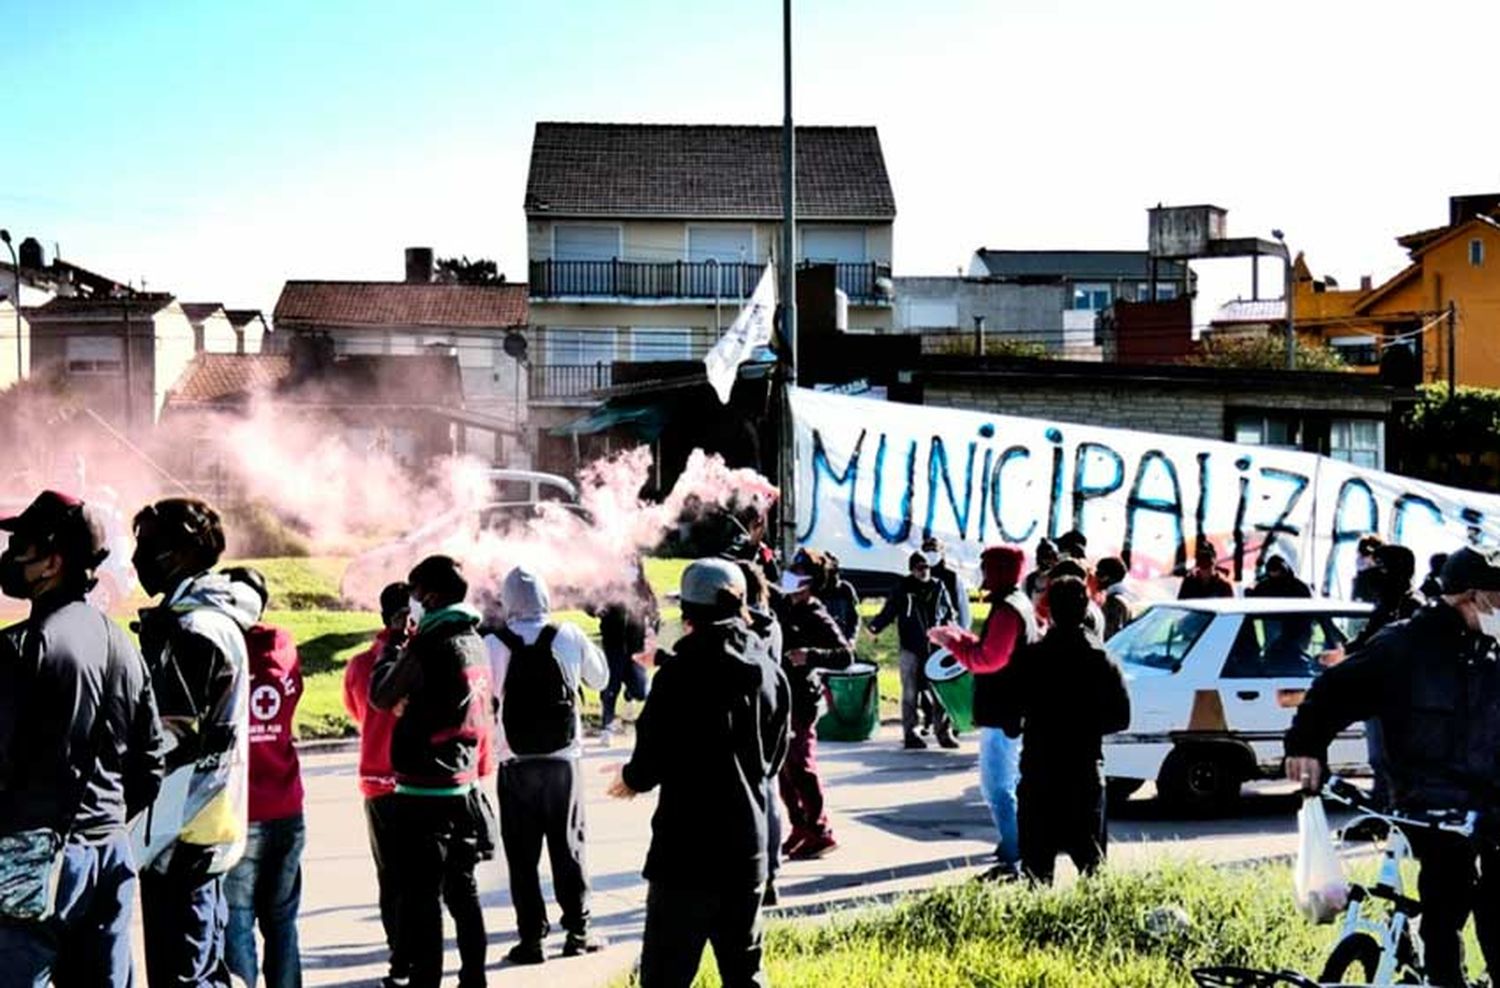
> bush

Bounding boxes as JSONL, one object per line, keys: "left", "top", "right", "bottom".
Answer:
{"left": 224, "top": 500, "right": 311, "bottom": 559}
{"left": 1395, "top": 383, "right": 1500, "bottom": 492}
{"left": 1183, "top": 334, "right": 1348, "bottom": 371}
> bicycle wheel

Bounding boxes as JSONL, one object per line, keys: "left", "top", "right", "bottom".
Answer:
{"left": 1319, "top": 933, "right": 1384, "bottom": 983}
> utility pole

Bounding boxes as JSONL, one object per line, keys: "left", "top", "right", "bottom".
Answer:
{"left": 1, "top": 230, "right": 19, "bottom": 381}
{"left": 1447, "top": 300, "right": 1457, "bottom": 397}
{"left": 1273, "top": 229, "right": 1295, "bottom": 370}
{"left": 778, "top": 0, "right": 798, "bottom": 564}
{"left": 122, "top": 294, "right": 134, "bottom": 433}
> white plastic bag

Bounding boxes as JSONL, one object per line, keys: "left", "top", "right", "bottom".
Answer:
{"left": 1294, "top": 794, "right": 1348, "bottom": 923}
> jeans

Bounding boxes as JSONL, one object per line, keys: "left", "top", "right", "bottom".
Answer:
{"left": 778, "top": 708, "right": 831, "bottom": 844}
{"left": 899, "top": 649, "right": 950, "bottom": 740}
{"left": 387, "top": 793, "right": 489, "bottom": 988}
{"left": 225, "top": 815, "right": 305, "bottom": 988}
{"left": 1018, "top": 769, "right": 1106, "bottom": 884}
{"left": 764, "top": 777, "right": 782, "bottom": 882}
{"left": 600, "top": 649, "right": 649, "bottom": 729}
{"left": 496, "top": 759, "right": 591, "bottom": 943}
{"left": 1365, "top": 719, "right": 1391, "bottom": 809}
{"left": 140, "top": 842, "right": 231, "bottom": 988}
{"left": 638, "top": 883, "right": 767, "bottom": 988}
{"left": 978, "top": 728, "right": 1021, "bottom": 865}
{"left": 1408, "top": 828, "right": 1500, "bottom": 986}
{"left": 0, "top": 832, "right": 137, "bottom": 988}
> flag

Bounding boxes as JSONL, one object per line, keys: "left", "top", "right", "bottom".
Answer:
{"left": 704, "top": 263, "right": 776, "bottom": 404}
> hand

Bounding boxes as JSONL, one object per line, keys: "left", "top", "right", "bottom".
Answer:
{"left": 631, "top": 648, "right": 655, "bottom": 669}
{"left": 392, "top": 698, "right": 409, "bottom": 718}
{"left": 603, "top": 764, "right": 637, "bottom": 799}
{"left": 787, "top": 648, "right": 810, "bottom": 667}
{"left": 1285, "top": 756, "right": 1323, "bottom": 793}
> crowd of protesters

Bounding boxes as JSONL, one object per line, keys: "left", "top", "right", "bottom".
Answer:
{"left": 15, "top": 475, "right": 1497, "bottom": 987}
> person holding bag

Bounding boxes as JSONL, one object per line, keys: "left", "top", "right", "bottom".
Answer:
{"left": 0, "top": 491, "right": 166, "bottom": 987}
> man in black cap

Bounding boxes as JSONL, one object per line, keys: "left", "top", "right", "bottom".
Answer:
{"left": 0, "top": 491, "right": 166, "bottom": 986}
{"left": 1285, "top": 546, "right": 1500, "bottom": 986}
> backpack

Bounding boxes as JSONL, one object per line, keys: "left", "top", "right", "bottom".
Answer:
{"left": 497, "top": 625, "right": 575, "bottom": 755}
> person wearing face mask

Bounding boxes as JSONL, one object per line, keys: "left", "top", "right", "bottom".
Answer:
{"left": 921, "top": 537, "right": 972, "bottom": 632}
{"left": 0, "top": 491, "right": 165, "bottom": 987}
{"left": 870, "top": 552, "right": 957, "bottom": 750}
{"left": 1285, "top": 546, "right": 1500, "bottom": 987}
{"left": 1350, "top": 533, "right": 1384, "bottom": 603}
{"left": 131, "top": 497, "right": 263, "bottom": 988}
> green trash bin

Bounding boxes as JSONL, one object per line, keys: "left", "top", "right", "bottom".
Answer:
{"left": 925, "top": 649, "right": 975, "bottom": 733}
{"left": 817, "top": 662, "right": 880, "bottom": 742}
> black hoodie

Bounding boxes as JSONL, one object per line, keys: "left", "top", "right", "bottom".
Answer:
{"left": 623, "top": 618, "right": 791, "bottom": 888}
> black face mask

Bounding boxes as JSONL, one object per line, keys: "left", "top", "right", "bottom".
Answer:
{"left": 0, "top": 552, "right": 44, "bottom": 601}
{"left": 131, "top": 546, "right": 178, "bottom": 597}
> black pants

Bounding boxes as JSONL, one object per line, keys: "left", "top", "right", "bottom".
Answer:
{"left": 497, "top": 759, "right": 590, "bottom": 942}
{"left": 386, "top": 792, "right": 489, "bottom": 988}
{"left": 638, "top": 883, "right": 766, "bottom": 988}
{"left": 1018, "top": 771, "right": 1106, "bottom": 884}
{"left": 1409, "top": 828, "right": 1500, "bottom": 986}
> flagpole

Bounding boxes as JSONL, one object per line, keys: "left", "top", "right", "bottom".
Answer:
{"left": 779, "top": 0, "right": 798, "bottom": 565}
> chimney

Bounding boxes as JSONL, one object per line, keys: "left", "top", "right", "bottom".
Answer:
{"left": 1360, "top": 274, "right": 1373, "bottom": 292}
{"left": 404, "top": 247, "right": 434, "bottom": 284}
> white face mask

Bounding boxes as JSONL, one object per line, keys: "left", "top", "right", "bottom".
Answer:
{"left": 1476, "top": 605, "right": 1500, "bottom": 641}
{"left": 921, "top": 550, "right": 942, "bottom": 567}
{"left": 408, "top": 595, "right": 426, "bottom": 625}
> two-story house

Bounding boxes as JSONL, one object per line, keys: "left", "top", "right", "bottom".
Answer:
{"left": 523, "top": 121, "right": 896, "bottom": 467}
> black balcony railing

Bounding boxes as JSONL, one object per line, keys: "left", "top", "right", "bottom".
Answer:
{"left": 529, "top": 259, "right": 891, "bottom": 303}
{"left": 530, "top": 362, "right": 613, "bottom": 400}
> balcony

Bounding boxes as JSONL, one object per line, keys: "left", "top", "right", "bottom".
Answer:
{"left": 529, "top": 259, "right": 892, "bottom": 303}
{"left": 530, "top": 362, "right": 613, "bottom": 403}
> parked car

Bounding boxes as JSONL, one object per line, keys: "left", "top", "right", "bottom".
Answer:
{"left": 488, "top": 469, "right": 578, "bottom": 506}
{"left": 1103, "top": 597, "right": 1372, "bottom": 812}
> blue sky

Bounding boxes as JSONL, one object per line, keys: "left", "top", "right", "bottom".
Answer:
{"left": 4, "top": 0, "right": 1499, "bottom": 314}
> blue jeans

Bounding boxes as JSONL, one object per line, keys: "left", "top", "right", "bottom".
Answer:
{"left": 225, "top": 815, "right": 305, "bottom": 988}
{"left": 600, "top": 649, "right": 649, "bottom": 728}
{"left": 978, "top": 728, "right": 1021, "bottom": 866}
{"left": 0, "top": 831, "right": 137, "bottom": 988}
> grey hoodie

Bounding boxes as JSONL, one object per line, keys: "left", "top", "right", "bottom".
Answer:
{"left": 135, "top": 570, "right": 262, "bottom": 874}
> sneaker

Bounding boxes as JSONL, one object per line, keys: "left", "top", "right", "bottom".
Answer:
{"left": 978, "top": 862, "right": 1022, "bottom": 884}
{"left": 563, "top": 933, "right": 608, "bottom": 957}
{"left": 381, "top": 978, "right": 411, "bottom": 988}
{"left": 598, "top": 726, "right": 615, "bottom": 748}
{"left": 903, "top": 735, "right": 928, "bottom": 750}
{"left": 762, "top": 879, "right": 779, "bottom": 907}
{"left": 1340, "top": 818, "right": 1389, "bottom": 843}
{"left": 789, "top": 834, "right": 838, "bottom": 860}
{"left": 937, "top": 734, "right": 960, "bottom": 750}
{"left": 781, "top": 833, "right": 807, "bottom": 858}
{"left": 507, "top": 941, "right": 545, "bottom": 966}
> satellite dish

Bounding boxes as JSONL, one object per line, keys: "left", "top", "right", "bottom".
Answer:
{"left": 503, "top": 331, "right": 528, "bottom": 362}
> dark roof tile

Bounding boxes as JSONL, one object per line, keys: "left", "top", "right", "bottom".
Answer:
{"left": 273, "top": 281, "right": 528, "bottom": 328}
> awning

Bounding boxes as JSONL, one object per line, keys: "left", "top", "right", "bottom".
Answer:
{"left": 550, "top": 401, "right": 669, "bottom": 440}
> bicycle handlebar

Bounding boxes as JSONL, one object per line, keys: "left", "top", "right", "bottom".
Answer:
{"left": 1321, "top": 775, "right": 1478, "bottom": 838}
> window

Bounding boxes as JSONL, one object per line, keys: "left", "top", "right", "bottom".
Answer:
{"left": 554, "top": 225, "right": 620, "bottom": 261}
{"left": 630, "top": 327, "right": 697, "bottom": 362}
{"left": 1330, "top": 418, "right": 1383, "bottom": 469}
{"left": 1231, "top": 413, "right": 1302, "bottom": 450}
{"left": 66, "top": 336, "right": 123, "bottom": 374}
{"left": 800, "top": 227, "right": 868, "bottom": 264}
{"left": 545, "top": 327, "right": 616, "bottom": 366}
{"left": 1471, "top": 239, "right": 1485, "bottom": 268}
{"left": 1072, "top": 282, "right": 1112, "bottom": 311}
{"left": 1329, "top": 335, "right": 1380, "bottom": 367}
{"left": 1135, "top": 282, "right": 1179, "bottom": 302}
{"left": 1220, "top": 614, "right": 1364, "bottom": 679}
{"left": 688, "top": 227, "right": 755, "bottom": 295}
{"left": 1109, "top": 607, "right": 1214, "bottom": 673}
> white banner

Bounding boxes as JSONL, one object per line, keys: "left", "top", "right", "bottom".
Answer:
{"left": 704, "top": 264, "right": 776, "bottom": 404}
{"left": 792, "top": 387, "right": 1500, "bottom": 595}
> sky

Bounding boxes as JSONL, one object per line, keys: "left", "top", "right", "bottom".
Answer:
{"left": 4, "top": 0, "right": 1499, "bottom": 319}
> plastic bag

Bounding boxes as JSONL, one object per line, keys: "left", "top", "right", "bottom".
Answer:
{"left": 1294, "top": 794, "right": 1348, "bottom": 923}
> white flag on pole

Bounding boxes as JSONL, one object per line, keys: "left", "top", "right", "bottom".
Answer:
{"left": 704, "top": 263, "right": 776, "bottom": 404}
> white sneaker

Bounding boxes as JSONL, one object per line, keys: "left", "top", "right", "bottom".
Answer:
{"left": 623, "top": 700, "right": 643, "bottom": 723}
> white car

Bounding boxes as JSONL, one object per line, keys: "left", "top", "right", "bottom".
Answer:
{"left": 1104, "top": 597, "right": 1373, "bottom": 811}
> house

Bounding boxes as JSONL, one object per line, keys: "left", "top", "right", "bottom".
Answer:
{"left": 181, "top": 303, "right": 239, "bottom": 354}
{"left": 272, "top": 255, "right": 531, "bottom": 465}
{"left": 523, "top": 121, "right": 896, "bottom": 471}
{"left": 903, "top": 251, "right": 1194, "bottom": 357}
{"left": 161, "top": 348, "right": 467, "bottom": 503}
{"left": 23, "top": 294, "right": 196, "bottom": 433}
{"left": 2, "top": 240, "right": 142, "bottom": 387}
{"left": 225, "top": 309, "right": 269, "bottom": 354}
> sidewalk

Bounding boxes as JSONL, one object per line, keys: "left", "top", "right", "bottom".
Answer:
{"left": 293, "top": 725, "right": 1313, "bottom": 987}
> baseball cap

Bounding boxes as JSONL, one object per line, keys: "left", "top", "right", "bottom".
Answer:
{"left": 681, "top": 558, "right": 747, "bottom": 606}
{"left": 1438, "top": 547, "right": 1500, "bottom": 594}
{"left": 0, "top": 490, "right": 109, "bottom": 566}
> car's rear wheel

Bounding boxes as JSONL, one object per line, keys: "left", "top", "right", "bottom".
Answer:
{"left": 1158, "top": 744, "right": 1243, "bottom": 813}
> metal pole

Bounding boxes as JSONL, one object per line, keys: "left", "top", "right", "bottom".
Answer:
{"left": 1284, "top": 254, "right": 1295, "bottom": 370}
{"left": 1, "top": 233, "right": 19, "bottom": 381}
{"left": 1447, "top": 300, "right": 1457, "bottom": 396}
{"left": 122, "top": 295, "right": 134, "bottom": 432}
{"left": 778, "top": 0, "right": 798, "bottom": 564}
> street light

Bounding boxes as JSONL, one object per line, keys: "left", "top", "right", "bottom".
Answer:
{"left": 0, "top": 230, "right": 19, "bottom": 381}
{"left": 1272, "top": 229, "right": 1295, "bottom": 370}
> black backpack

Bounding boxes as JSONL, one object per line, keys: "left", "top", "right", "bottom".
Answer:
{"left": 497, "top": 625, "right": 575, "bottom": 755}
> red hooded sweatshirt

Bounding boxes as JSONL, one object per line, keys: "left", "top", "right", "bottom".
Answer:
{"left": 343, "top": 628, "right": 493, "bottom": 800}
{"left": 949, "top": 546, "right": 1034, "bottom": 674}
{"left": 247, "top": 625, "right": 305, "bottom": 822}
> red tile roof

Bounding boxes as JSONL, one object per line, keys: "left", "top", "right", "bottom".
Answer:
{"left": 169, "top": 354, "right": 290, "bottom": 403}
{"left": 180, "top": 302, "right": 225, "bottom": 324}
{"left": 525, "top": 122, "right": 896, "bottom": 220}
{"left": 167, "top": 352, "right": 464, "bottom": 408}
{"left": 273, "top": 281, "right": 528, "bottom": 329}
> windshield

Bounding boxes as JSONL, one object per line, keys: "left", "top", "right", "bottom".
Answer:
{"left": 1110, "top": 606, "right": 1215, "bottom": 673}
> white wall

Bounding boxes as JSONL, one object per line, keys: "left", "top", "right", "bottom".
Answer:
{"left": 152, "top": 304, "right": 199, "bottom": 422}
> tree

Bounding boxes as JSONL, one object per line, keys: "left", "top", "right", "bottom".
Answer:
{"left": 1181, "top": 333, "right": 1348, "bottom": 372}
{"left": 434, "top": 255, "right": 505, "bottom": 285}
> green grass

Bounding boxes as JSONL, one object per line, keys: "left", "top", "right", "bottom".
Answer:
{"left": 231, "top": 556, "right": 352, "bottom": 610}
{"left": 616, "top": 861, "right": 1336, "bottom": 987}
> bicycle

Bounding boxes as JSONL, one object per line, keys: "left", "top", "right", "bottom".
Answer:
{"left": 1315, "top": 775, "right": 1477, "bottom": 985}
